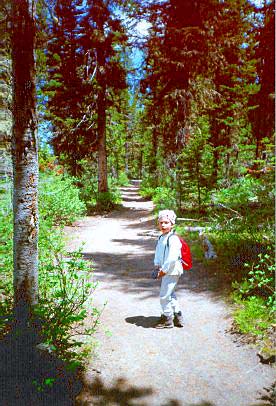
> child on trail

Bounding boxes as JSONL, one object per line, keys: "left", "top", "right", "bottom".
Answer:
{"left": 153, "top": 209, "right": 184, "bottom": 329}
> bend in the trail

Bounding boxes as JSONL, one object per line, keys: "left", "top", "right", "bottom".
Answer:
{"left": 65, "top": 180, "right": 274, "bottom": 406}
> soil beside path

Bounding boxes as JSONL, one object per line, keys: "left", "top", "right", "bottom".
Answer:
{"left": 65, "top": 181, "right": 274, "bottom": 406}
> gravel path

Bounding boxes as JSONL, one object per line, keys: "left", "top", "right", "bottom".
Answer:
{"left": 66, "top": 182, "right": 274, "bottom": 406}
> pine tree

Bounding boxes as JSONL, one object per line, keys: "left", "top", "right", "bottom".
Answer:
{"left": 43, "top": 0, "right": 127, "bottom": 192}
{"left": 249, "top": 1, "right": 275, "bottom": 158}
{"left": 206, "top": 0, "right": 258, "bottom": 182}
{"left": 141, "top": 0, "right": 217, "bottom": 174}
{"left": 43, "top": 0, "right": 91, "bottom": 176}
{"left": 79, "top": 0, "right": 127, "bottom": 192}
{"left": 141, "top": 0, "right": 259, "bottom": 187}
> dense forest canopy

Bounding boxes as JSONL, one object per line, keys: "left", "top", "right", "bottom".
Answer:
{"left": 28, "top": 0, "right": 273, "bottom": 187}
{"left": 0, "top": 0, "right": 274, "bottom": 212}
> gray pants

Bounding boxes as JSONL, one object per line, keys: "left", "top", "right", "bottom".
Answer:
{"left": 160, "top": 275, "right": 180, "bottom": 317}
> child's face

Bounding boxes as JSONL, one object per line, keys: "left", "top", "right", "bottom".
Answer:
{"left": 158, "top": 217, "right": 173, "bottom": 234}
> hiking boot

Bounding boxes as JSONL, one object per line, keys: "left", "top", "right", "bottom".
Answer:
{"left": 156, "top": 314, "right": 174, "bottom": 329}
{"left": 173, "top": 311, "right": 184, "bottom": 327}
{"left": 159, "top": 314, "right": 166, "bottom": 324}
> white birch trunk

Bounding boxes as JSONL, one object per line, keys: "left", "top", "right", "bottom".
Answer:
{"left": 11, "top": 0, "right": 38, "bottom": 318}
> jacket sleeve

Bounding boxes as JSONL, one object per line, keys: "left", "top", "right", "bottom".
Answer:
{"left": 162, "top": 235, "right": 182, "bottom": 274}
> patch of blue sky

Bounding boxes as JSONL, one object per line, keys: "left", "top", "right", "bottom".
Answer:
{"left": 38, "top": 121, "right": 54, "bottom": 149}
{"left": 249, "top": 0, "right": 268, "bottom": 7}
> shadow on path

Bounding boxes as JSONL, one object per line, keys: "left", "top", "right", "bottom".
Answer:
{"left": 125, "top": 315, "right": 160, "bottom": 328}
{"left": 82, "top": 249, "right": 230, "bottom": 303}
{"left": 75, "top": 375, "right": 217, "bottom": 406}
{"left": 76, "top": 373, "right": 275, "bottom": 406}
{"left": 0, "top": 323, "right": 82, "bottom": 406}
{"left": 76, "top": 376, "right": 154, "bottom": 405}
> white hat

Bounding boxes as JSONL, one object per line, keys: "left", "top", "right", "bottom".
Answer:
{"left": 158, "top": 209, "right": 177, "bottom": 225}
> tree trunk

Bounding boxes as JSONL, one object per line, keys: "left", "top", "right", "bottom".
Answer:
{"left": 97, "top": 86, "right": 108, "bottom": 192}
{"left": 11, "top": 0, "right": 38, "bottom": 321}
{"left": 125, "top": 140, "right": 130, "bottom": 176}
{"left": 212, "top": 148, "right": 219, "bottom": 186}
{"left": 150, "top": 118, "right": 158, "bottom": 187}
{"left": 196, "top": 160, "right": 201, "bottom": 210}
{"left": 97, "top": 45, "right": 108, "bottom": 193}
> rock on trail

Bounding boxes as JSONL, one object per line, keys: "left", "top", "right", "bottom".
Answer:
{"left": 65, "top": 181, "right": 274, "bottom": 406}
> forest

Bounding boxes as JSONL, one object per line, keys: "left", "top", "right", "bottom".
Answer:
{"left": 0, "top": 0, "right": 275, "bottom": 403}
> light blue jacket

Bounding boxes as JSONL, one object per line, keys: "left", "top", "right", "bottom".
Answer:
{"left": 154, "top": 231, "right": 183, "bottom": 276}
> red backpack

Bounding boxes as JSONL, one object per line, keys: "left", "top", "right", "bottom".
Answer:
{"left": 166, "top": 232, "right": 193, "bottom": 271}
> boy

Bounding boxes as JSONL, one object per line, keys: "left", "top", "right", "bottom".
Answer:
{"left": 153, "top": 209, "right": 184, "bottom": 328}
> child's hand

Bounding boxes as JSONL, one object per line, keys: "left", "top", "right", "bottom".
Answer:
{"left": 158, "top": 269, "right": 166, "bottom": 278}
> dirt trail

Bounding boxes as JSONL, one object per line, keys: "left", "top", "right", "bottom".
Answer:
{"left": 65, "top": 181, "right": 274, "bottom": 406}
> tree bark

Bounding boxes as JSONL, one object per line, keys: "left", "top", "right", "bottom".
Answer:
{"left": 212, "top": 148, "right": 219, "bottom": 185}
{"left": 150, "top": 113, "right": 158, "bottom": 187}
{"left": 97, "top": 44, "right": 108, "bottom": 193}
{"left": 11, "top": 0, "right": 38, "bottom": 320}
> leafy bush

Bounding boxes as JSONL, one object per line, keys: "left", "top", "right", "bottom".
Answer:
{"left": 75, "top": 159, "right": 122, "bottom": 212}
{"left": 232, "top": 247, "right": 275, "bottom": 308}
{"left": 212, "top": 175, "right": 274, "bottom": 215}
{"left": 233, "top": 296, "right": 274, "bottom": 337}
{"left": 95, "top": 189, "right": 122, "bottom": 211}
{"left": 140, "top": 173, "right": 178, "bottom": 202}
{"left": 116, "top": 172, "right": 130, "bottom": 186}
{"left": 39, "top": 173, "right": 85, "bottom": 225}
{"left": 140, "top": 176, "right": 159, "bottom": 199}
{"left": 0, "top": 238, "right": 13, "bottom": 329}
{"left": 231, "top": 249, "right": 275, "bottom": 345}
{"left": 208, "top": 229, "right": 265, "bottom": 268}
{"left": 151, "top": 187, "right": 177, "bottom": 212}
{"left": 205, "top": 171, "right": 274, "bottom": 276}
{"left": 36, "top": 244, "right": 101, "bottom": 365}
{"left": 0, "top": 186, "right": 14, "bottom": 322}
{"left": 212, "top": 176, "right": 262, "bottom": 207}
{"left": 140, "top": 186, "right": 155, "bottom": 199}
{"left": 0, "top": 173, "right": 99, "bottom": 367}
{"left": 75, "top": 159, "right": 98, "bottom": 210}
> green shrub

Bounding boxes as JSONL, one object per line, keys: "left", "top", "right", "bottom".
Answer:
{"left": 76, "top": 159, "right": 122, "bottom": 212}
{"left": 206, "top": 172, "right": 274, "bottom": 277}
{"left": 233, "top": 296, "right": 274, "bottom": 337}
{"left": 213, "top": 176, "right": 263, "bottom": 207}
{"left": 0, "top": 189, "right": 13, "bottom": 323}
{"left": 140, "top": 174, "right": 177, "bottom": 206}
{"left": 95, "top": 189, "right": 121, "bottom": 211}
{"left": 232, "top": 247, "right": 275, "bottom": 307}
{"left": 140, "top": 186, "right": 155, "bottom": 199}
{"left": 36, "top": 245, "right": 100, "bottom": 364}
{"left": 39, "top": 173, "right": 85, "bottom": 225}
{"left": 140, "top": 176, "right": 158, "bottom": 199}
{"left": 212, "top": 175, "right": 274, "bottom": 216}
{"left": 0, "top": 173, "right": 99, "bottom": 366}
{"left": 152, "top": 187, "right": 177, "bottom": 212}
{"left": 116, "top": 172, "right": 130, "bottom": 186}
{"left": 76, "top": 159, "right": 98, "bottom": 210}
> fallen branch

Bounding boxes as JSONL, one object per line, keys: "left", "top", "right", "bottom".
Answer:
{"left": 183, "top": 226, "right": 206, "bottom": 232}
{"left": 177, "top": 218, "right": 210, "bottom": 222}
{"left": 213, "top": 203, "right": 243, "bottom": 218}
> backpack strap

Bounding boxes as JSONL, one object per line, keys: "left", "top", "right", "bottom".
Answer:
{"left": 166, "top": 230, "right": 176, "bottom": 247}
{"left": 166, "top": 230, "right": 183, "bottom": 264}
{"left": 163, "top": 231, "right": 177, "bottom": 263}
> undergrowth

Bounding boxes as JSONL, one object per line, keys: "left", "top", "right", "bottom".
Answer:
{"left": 0, "top": 170, "right": 100, "bottom": 370}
